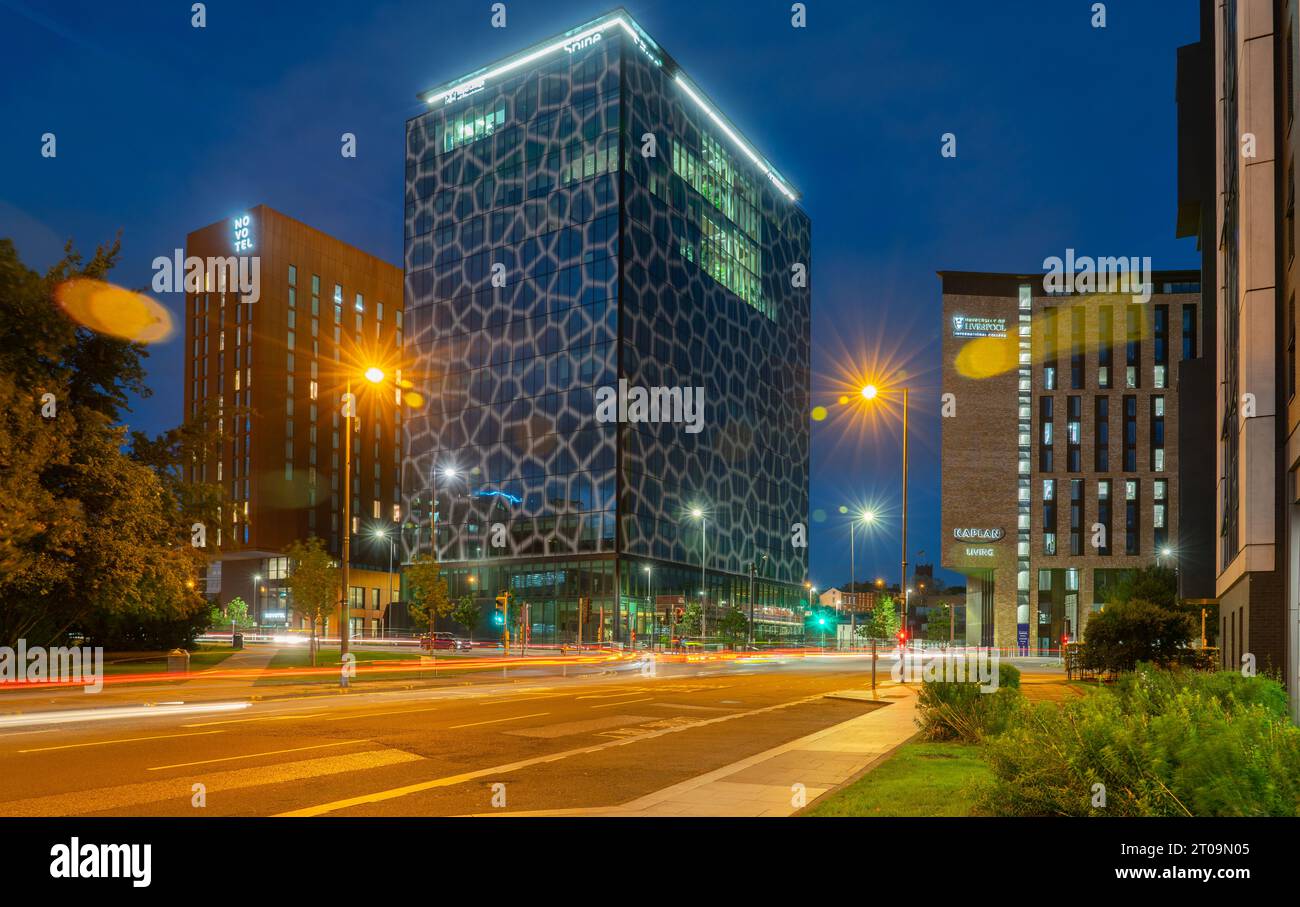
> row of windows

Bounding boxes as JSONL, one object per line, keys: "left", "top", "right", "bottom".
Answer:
{"left": 1038, "top": 395, "right": 1165, "bottom": 473}
{"left": 670, "top": 136, "right": 761, "bottom": 244}
{"left": 411, "top": 131, "right": 620, "bottom": 227}
{"left": 1040, "top": 477, "right": 1168, "bottom": 556}
{"left": 1039, "top": 303, "right": 1196, "bottom": 391}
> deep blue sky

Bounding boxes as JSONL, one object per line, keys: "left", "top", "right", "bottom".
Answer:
{"left": 1, "top": 0, "right": 1200, "bottom": 591}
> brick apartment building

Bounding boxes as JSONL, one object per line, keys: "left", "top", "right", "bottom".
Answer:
{"left": 183, "top": 206, "right": 404, "bottom": 635}
{"left": 939, "top": 270, "right": 1206, "bottom": 653}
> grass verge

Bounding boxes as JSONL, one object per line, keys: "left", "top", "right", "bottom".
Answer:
{"left": 803, "top": 741, "right": 990, "bottom": 817}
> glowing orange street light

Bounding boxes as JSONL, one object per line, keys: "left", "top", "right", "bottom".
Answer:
{"left": 341, "top": 364, "right": 387, "bottom": 667}
{"left": 860, "top": 383, "right": 879, "bottom": 400}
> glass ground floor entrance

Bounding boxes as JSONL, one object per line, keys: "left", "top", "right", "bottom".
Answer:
{"left": 421, "top": 555, "right": 808, "bottom": 646}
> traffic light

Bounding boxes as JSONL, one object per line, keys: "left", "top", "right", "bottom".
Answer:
{"left": 579, "top": 597, "right": 592, "bottom": 622}
{"left": 494, "top": 591, "right": 511, "bottom": 626}
{"left": 896, "top": 629, "right": 908, "bottom": 645}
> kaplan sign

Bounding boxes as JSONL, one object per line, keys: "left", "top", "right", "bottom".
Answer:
{"left": 953, "top": 527, "right": 1004, "bottom": 541}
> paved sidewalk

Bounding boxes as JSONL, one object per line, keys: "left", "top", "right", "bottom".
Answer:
{"left": 478, "top": 681, "right": 919, "bottom": 817}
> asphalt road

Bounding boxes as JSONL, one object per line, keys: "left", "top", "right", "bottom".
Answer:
{"left": 0, "top": 655, "right": 895, "bottom": 817}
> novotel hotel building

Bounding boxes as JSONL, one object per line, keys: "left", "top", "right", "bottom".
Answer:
{"left": 401, "top": 9, "right": 812, "bottom": 643}
{"left": 939, "top": 269, "right": 1208, "bottom": 653}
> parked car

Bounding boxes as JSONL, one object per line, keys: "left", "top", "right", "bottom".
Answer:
{"left": 419, "top": 631, "right": 472, "bottom": 652}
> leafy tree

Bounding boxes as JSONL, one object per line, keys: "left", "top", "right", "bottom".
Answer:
{"left": 405, "top": 554, "right": 453, "bottom": 634}
{"left": 717, "top": 606, "right": 749, "bottom": 647}
{"left": 0, "top": 237, "right": 209, "bottom": 649}
{"left": 858, "top": 595, "right": 901, "bottom": 640}
{"left": 1106, "top": 564, "right": 1177, "bottom": 609}
{"left": 450, "top": 593, "right": 479, "bottom": 641}
{"left": 925, "top": 603, "right": 953, "bottom": 642}
{"left": 212, "top": 596, "right": 255, "bottom": 630}
{"left": 678, "top": 602, "right": 703, "bottom": 637}
{"left": 1082, "top": 598, "right": 1195, "bottom": 673}
{"left": 284, "top": 537, "right": 338, "bottom": 666}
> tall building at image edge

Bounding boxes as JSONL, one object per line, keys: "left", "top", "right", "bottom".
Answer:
{"left": 939, "top": 269, "right": 1212, "bottom": 654}
{"left": 402, "top": 9, "right": 811, "bottom": 644}
{"left": 184, "top": 205, "right": 405, "bottom": 634}
{"left": 1178, "top": 0, "right": 1299, "bottom": 720}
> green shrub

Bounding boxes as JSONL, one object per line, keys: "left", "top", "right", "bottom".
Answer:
{"left": 915, "top": 661, "right": 1024, "bottom": 743}
{"left": 1082, "top": 598, "right": 1195, "bottom": 673}
{"left": 975, "top": 670, "right": 1300, "bottom": 816}
{"left": 1114, "top": 664, "right": 1289, "bottom": 719}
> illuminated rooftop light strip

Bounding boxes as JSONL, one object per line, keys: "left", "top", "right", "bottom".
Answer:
{"left": 672, "top": 73, "right": 798, "bottom": 202}
{"left": 421, "top": 13, "right": 800, "bottom": 202}
{"left": 422, "top": 17, "right": 626, "bottom": 105}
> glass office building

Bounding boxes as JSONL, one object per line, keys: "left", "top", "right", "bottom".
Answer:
{"left": 402, "top": 10, "right": 811, "bottom": 644}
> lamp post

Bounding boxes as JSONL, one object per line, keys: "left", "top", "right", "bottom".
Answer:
{"left": 748, "top": 553, "right": 767, "bottom": 647}
{"left": 848, "top": 510, "right": 876, "bottom": 650}
{"left": 643, "top": 565, "right": 653, "bottom": 650}
{"left": 861, "top": 383, "right": 909, "bottom": 636}
{"left": 374, "top": 527, "right": 395, "bottom": 637}
{"left": 249, "top": 573, "right": 261, "bottom": 633}
{"left": 691, "top": 507, "right": 707, "bottom": 640}
{"left": 433, "top": 465, "right": 459, "bottom": 557}
{"left": 341, "top": 366, "right": 385, "bottom": 662}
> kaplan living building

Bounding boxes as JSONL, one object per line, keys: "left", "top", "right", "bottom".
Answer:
{"left": 184, "top": 206, "right": 405, "bottom": 634}
{"left": 940, "top": 269, "right": 1205, "bottom": 653}
{"left": 401, "top": 10, "right": 811, "bottom": 644}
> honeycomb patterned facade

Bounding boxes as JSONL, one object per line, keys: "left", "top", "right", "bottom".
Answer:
{"left": 402, "top": 21, "right": 810, "bottom": 643}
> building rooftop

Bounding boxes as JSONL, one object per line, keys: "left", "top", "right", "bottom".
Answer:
{"left": 416, "top": 7, "right": 800, "bottom": 202}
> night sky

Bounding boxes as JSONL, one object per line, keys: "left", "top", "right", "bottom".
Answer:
{"left": 1, "top": 0, "right": 1199, "bottom": 591}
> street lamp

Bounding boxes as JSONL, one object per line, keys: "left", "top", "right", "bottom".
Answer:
{"left": 250, "top": 573, "right": 261, "bottom": 632}
{"left": 848, "top": 509, "right": 876, "bottom": 649}
{"left": 374, "top": 526, "right": 396, "bottom": 636}
{"left": 860, "top": 381, "right": 910, "bottom": 635}
{"left": 748, "top": 553, "right": 767, "bottom": 647}
{"left": 341, "top": 365, "right": 385, "bottom": 662}
{"left": 434, "top": 465, "right": 459, "bottom": 552}
{"left": 643, "top": 565, "right": 653, "bottom": 650}
{"left": 690, "top": 507, "right": 708, "bottom": 639}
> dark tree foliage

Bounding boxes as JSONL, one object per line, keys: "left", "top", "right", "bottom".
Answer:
{"left": 0, "top": 238, "right": 219, "bottom": 649}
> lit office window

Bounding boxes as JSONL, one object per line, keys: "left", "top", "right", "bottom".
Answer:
{"left": 1096, "top": 480, "right": 1112, "bottom": 555}
{"left": 1150, "top": 396, "right": 1165, "bottom": 471}
{"left": 1125, "top": 479, "right": 1140, "bottom": 555}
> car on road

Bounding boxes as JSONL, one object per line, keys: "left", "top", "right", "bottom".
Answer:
{"left": 419, "top": 631, "right": 472, "bottom": 652}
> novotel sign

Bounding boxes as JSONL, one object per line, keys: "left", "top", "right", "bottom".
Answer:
{"left": 953, "top": 527, "right": 1005, "bottom": 541}
{"left": 232, "top": 213, "right": 253, "bottom": 253}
